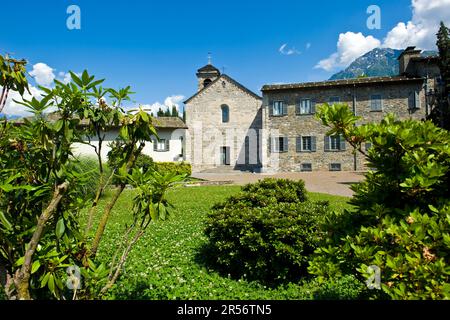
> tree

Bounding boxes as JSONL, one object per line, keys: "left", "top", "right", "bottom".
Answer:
{"left": 157, "top": 108, "right": 164, "bottom": 117}
{"left": 183, "top": 109, "right": 186, "bottom": 122}
{"left": 171, "top": 105, "right": 178, "bottom": 118}
{"left": 310, "top": 103, "right": 450, "bottom": 299}
{"left": 435, "top": 22, "right": 450, "bottom": 130}
{"left": 164, "top": 108, "right": 171, "bottom": 117}
{"left": 0, "top": 57, "right": 187, "bottom": 300}
{"left": 0, "top": 55, "right": 29, "bottom": 114}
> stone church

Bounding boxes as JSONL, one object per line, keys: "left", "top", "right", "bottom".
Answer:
{"left": 184, "top": 64, "right": 263, "bottom": 173}
{"left": 184, "top": 47, "right": 442, "bottom": 173}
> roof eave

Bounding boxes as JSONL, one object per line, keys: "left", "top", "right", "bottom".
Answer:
{"left": 261, "top": 77, "right": 426, "bottom": 92}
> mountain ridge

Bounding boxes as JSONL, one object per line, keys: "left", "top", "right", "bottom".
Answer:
{"left": 329, "top": 48, "right": 438, "bottom": 81}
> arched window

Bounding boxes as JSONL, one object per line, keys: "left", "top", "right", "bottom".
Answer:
{"left": 203, "top": 79, "right": 212, "bottom": 88}
{"left": 221, "top": 105, "right": 229, "bottom": 123}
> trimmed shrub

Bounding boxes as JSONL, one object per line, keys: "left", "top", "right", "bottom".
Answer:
{"left": 204, "top": 179, "right": 329, "bottom": 284}
{"left": 154, "top": 162, "right": 191, "bottom": 177}
{"left": 134, "top": 154, "right": 154, "bottom": 172}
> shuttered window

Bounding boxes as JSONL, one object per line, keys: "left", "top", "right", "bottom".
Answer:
{"left": 269, "top": 137, "right": 288, "bottom": 153}
{"left": 154, "top": 139, "right": 169, "bottom": 152}
{"left": 370, "top": 94, "right": 383, "bottom": 111}
{"left": 296, "top": 136, "right": 317, "bottom": 152}
{"left": 301, "top": 163, "right": 312, "bottom": 172}
{"left": 409, "top": 91, "right": 421, "bottom": 109}
{"left": 325, "top": 135, "right": 346, "bottom": 152}
{"left": 297, "top": 99, "right": 315, "bottom": 115}
{"left": 271, "top": 101, "right": 287, "bottom": 116}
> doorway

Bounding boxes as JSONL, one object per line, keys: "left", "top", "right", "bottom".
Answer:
{"left": 220, "top": 146, "right": 231, "bottom": 166}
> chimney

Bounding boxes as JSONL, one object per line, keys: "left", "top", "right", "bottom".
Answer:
{"left": 398, "top": 46, "right": 421, "bottom": 76}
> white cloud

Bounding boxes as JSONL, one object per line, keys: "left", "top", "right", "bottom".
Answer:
{"left": 57, "top": 71, "right": 72, "bottom": 84}
{"left": 279, "top": 43, "right": 301, "bottom": 56}
{"left": 29, "top": 63, "right": 55, "bottom": 87}
{"left": 383, "top": 0, "right": 450, "bottom": 49}
{"left": 140, "top": 95, "right": 185, "bottom": 117}
{"left": 306, "top": 43, "right": 312, "bottom": 50}
{"left": 1, "top": 85, "right": 45, "bottom": 117}
{"left": 315, "top": 0, "right": 450, "bottom": 72}
{"left": 315, "top": 32, "right": 380, "bottom": 71}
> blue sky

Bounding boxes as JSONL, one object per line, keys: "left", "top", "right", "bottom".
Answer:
{"left": 1, "top": 0, "right": 448, "bottom": 116}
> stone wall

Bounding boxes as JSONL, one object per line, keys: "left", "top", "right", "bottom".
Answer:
{"left": 262, "top": 80, "right": 428, "bottom": 172}
{"left": 185, "top": 75, "right": 262, "bottom": 172}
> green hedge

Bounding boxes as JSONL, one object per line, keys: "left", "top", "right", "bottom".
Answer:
{"left": 154, "top": 162, "right": 191, "bottom": 176}
{"left": 108, "top": 152, "right": 191, "bottom": 185}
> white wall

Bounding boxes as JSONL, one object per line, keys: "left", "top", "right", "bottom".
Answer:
{"left": 72, "top": 128, "right": 186, "bottom": 163}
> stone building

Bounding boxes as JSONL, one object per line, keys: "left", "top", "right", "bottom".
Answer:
{"left": 260, "top": 47, "right": 441, "bottom": 172}
{"left": 184, "top": 63, "right": 262, "bottom": 172}
{"left": 184, "top": 47, "right": 441, "bottom": 173}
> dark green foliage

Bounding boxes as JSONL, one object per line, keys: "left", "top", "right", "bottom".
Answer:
{"left": 313, "top": 103, "right": 450, "bottom": 299}
{"left": 434, "top": 22, "right": 450, "bottom": 130}
{"left": 204, "top": 179, "right": 329, "bottom": 284}
{"left": 134, "top": 154, "right": 154, "bottom": 172}
{"left": 171, "top": 105, "right": 178, "bottom": 117}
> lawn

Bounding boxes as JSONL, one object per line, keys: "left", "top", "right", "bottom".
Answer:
{"left": 86, "top": 185, "right": 356, "bottom": 300}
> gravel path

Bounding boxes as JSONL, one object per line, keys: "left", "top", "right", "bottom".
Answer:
{"left": 191, "top": 171, "right": 366, "bottom": 197}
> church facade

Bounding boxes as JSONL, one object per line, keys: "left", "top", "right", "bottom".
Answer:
{"left": 184, "top": 47, "right": 441, "bottom": 173}
{"left": 184, "top": 64, "right": 263, "bottom": 172}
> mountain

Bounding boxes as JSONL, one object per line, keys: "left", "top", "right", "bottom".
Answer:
{"left": 329, "top": 48, "right": 438, "bottom": 80}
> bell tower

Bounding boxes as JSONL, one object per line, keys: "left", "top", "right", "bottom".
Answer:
{"left": 196, "top": 54, "right": 221, "bottom": 91}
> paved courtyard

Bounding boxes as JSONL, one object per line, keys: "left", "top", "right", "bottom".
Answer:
{"left": 191, "top": 171, "right": 366, "bottom": 197}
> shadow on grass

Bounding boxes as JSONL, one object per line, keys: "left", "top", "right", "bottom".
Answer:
{"left": 194, "top": 242, "right": 305, "bottom": 289}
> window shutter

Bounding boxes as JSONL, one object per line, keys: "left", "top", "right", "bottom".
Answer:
{"left": 415, "top": 91, "right": 421, "bottom": 109}
{"left": 296, "top": 136, "right": 302, "bottom": 153}
{"left": 311, "top": 100, "right": 316, "bottom": 114}
{"left": 269, "top": 101, "right": 274, "bottom": 116}
{"left": 311, "top": 136, "right": 317, "bottom": 152}
{"left": 284, "top": 137, "right": 289, "bottom": 152}
{"left": 165, "top": 140, "right": 170, "bottom": 152}
{"left": 324, "top": 135, "right": 330, "bottom": 152}
{"left": 282, "top": 102, "right": 288, "bottom": 116}
{"left": 340, "top": 135, "right": 346, "bottom": 151}
{"left": 153, "top": 139, "right": 157, "bottom": 152}
{"left": 268, "top": 137, "right": 273, "bottom": 153}
{"left": 295, "top": 101, "right": 300, "bottom": 115}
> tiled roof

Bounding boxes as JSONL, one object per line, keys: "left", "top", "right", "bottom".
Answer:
{"left": 153, "top": 117, "right": 188, "bottom": 129}
{"left": 14, "top": 113, "right": 187, "bottom": 129}
{"left": 261, "top": 76, "right": 425, "bottom": 92}
{"left": 197, "top": 64, "right": 220, "bottom": 74}
{"left": 184, "top": 74, "right": 262, "bottom": 104}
